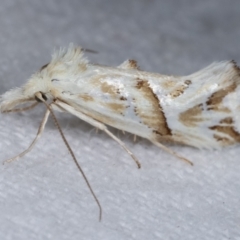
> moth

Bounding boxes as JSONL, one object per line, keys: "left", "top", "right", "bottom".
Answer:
{"left": 1, "top": 44, "right": 240, "bottom": 219}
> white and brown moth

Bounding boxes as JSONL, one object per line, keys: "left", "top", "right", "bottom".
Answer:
{"left": 1, "top": 44, "right": 240, "bottom": 219}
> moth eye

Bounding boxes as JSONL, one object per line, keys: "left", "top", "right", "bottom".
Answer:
{"left": 42, "top": 93, "right": 48, "bottom": 101}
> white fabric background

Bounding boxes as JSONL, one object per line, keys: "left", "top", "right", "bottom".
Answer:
{"left": 0, "top": 0, "right": 240, "bottom": 239}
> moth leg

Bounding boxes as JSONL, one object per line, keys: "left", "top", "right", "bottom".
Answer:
{"left": 3, "top": 109, "right": 50, "bottom": 164}
{"left": 151, "top": 141, "right": 193, "bottom": 166}
{"left": 103, "top": 128, "right": 141, "bottom": 168}
{"left": 54, "top": 100, "right": 141, "bottom": 168}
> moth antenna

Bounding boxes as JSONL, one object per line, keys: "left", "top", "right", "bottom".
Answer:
{"left": 3, "top": 102, "right": 39, "bottom": 113}
{"left": 82, "top": 48, "right": 98, "bottom": 54}
{"left": 35, "top": 92, "right": 102, "bottom": 221}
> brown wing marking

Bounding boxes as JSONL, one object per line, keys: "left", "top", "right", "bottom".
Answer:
{"left": 209, "top": 117, "right": 240, "bottom": 145}
{"left": 134, "top": 78, "right": 171, "bottom": 136}
{"left": 179, "top": 104, "right": 204, "bottom": 127}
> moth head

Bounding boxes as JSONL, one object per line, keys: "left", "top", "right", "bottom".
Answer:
{"left": 0, "top": 61, "right": 50, "bottom": 113}
{"left": 0, "top": 74, "right": 49, "bottom": 113}
{"left": 0, "top": 62, "right": 68, "bottom": 112}
{"left": 0, "top": 44, "right": 88, "bottom": 112}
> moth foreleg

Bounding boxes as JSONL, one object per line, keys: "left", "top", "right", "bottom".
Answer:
{"left": 3, "top": 109, "right": 50, "bottom": 164}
